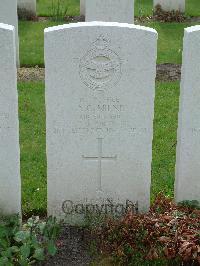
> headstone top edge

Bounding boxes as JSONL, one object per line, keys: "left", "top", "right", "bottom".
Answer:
{"left": 0, "top": 23, "right": 14, "bottom": 31}
{"left": 44, "top": 22, "right": 157, "bottom": 35}
{"left": 184, "top": 25, "right": 200, "bottom": 34}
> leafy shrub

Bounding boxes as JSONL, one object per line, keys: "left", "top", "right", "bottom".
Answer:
{"left": 0, "top": 215, "right": 60, "bottom": 265}
{"left": 95, "top": 194, "right": 200, "bottom": 265}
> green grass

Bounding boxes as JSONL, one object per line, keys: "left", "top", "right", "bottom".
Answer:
{"left": 19, "top": 20, "right": 200, "bottom": 66}
{"left": 18, "top": 81, "right": 180, "bottom": 215}
{"left": 37, "top": 0, "right": 200, "bottom": 17}
{"left": 185, "top": 0, "right": 200, "bottom": 17}
{"left": 152, "top": 82, "right": 179, "bottom": 201}
{"left": 20, "top": 1, "right": 200, "bottom": 66}
{"left": 19, "top": 21, "right": 59, "bottom": 66}
{"left": 154, "top": 22, "right": 185, "bottom": 64}
{"left": 18, "top": 82, "right": 46, "bottom": 216}
{"left": 37, "top": 0, "right": 80, "bottom": 17}
{"left": 144, "top": 22, "right": 195, "bottom": 64}
{"left": 135, "top": 0, "right": 153, "bottom": 17}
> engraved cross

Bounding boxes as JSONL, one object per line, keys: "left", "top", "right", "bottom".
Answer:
{"left": 82, "top": 138, "right": 117, "bottom": 191}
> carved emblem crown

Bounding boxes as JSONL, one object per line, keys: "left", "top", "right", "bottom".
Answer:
{"left": 93, "top": 35, "right": 109, "bottom": 50}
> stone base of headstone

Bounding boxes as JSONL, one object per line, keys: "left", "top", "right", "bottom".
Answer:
{"left": 17, "top": 0, "right": 36, "bottom": 17}
{"left": 154, "top": 0, "right": 185, "bottom": 13}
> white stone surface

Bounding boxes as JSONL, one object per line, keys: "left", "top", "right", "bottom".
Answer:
{"left": 18, "top": 0, "right": 36, "bottom": 16}
{"left": 154, "top": 0, "right": 185, "bottom": 12}
{"left": 175, "top": 25, "right": 200, "bottom": 204}
{"left": 0, "top": 0, "right": 19, "bottom": 66}
{"left": 85, "top": 0, "right": 134, "bottom": 23}
{"left": 0, "top": 23, "right": 21, "bottom": 216}
{"left": 80, "top": 0, "right": 85, "bottom": 16}
{"left": 45, "top": 22, "right": 157, "bottom": 221}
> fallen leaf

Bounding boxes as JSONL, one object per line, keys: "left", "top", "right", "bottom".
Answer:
{"left": 158, "top": 236, "right": 171, "bottom": 243}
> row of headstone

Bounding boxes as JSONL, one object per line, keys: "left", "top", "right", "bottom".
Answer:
{"left": 81, "top": 0, "right": 186, "bottom": 16}
{"left": 0, "top": 0, "right": 188, "bottom": 70}
{"left": 0, "top": 13, "right": 199, "bottom": 220}
{"left": 15, "top": 0, "right": 186, "bottom": 19}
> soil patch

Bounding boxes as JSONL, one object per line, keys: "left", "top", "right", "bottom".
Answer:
{"left": 136, "top": 16, "right": 200, "bottom": 23}
{"left": 18, "top": 66, "right": 45, "bottom": 82}
{"left": 36, "top": 226, "right": 93, "bottom": 266}
{"left": 37, "top": 15, "right": 85, "bottom": 23}
{"left": 34, "top": 15, "right": 200, "bottom": 24}
{"left": 156, "top": 63, "right": 181, "bottom": 81}
{"left": 18, "top": 64, "right": 181, "bottom": 83}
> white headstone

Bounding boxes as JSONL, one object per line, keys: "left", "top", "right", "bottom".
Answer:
{"left": 85, "top": 0, "right": 134, "bottom": 23}
{"left": 0, "top": 23, "right": 21, "bottom": 216}
{"left": 175, "top": 26, "right": 200, "bottom": 205}
{"left": 154, "top": 0, "right": 185, "bottom": 12}
{"left": 18, "top": 0, "right": 37, "bottom": 16}
{"left": 0, "top": 0, "right": 19, "bottom": 66}
{"left": 45, "top": 22, "right": 157, "bottom": 221}
{"left": 80, "top": 0, "right": 85, "bottom": 16}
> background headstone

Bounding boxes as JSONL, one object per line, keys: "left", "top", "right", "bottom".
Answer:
{"left": 0, "top": 0, "right": 19, "bottom": 66}
{"left": 18, "top": 0, "right": 37, "bottom": 17}
{"left": 80, "top": 0, "right": 85, "bottom": 16}
{"left": 175, "top": 25, "right": 200, "bottom": 204}
{"left": 85, "top": 0, "right": 134, "bottom": 23}
{"left": 154, "top": 0, "right": 185, "bottom": 12}
{"left": 0, "top": 23, "right": 21, "bottom": 216}
{"left": 45, "top": 22, "right": 157, "bottom": 221}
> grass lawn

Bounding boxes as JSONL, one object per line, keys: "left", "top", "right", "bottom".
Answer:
{"left": 19, "top": 20, "right": 200, "bottom": 66}
{"left": 152, "top": 82, "right": 179, "bottom": 201}
{"left": 19, "top": 21, "right": 59, "bottom": 67}
{"left": 135, "top": 0, "right": 153, "bottom": 17}
{"left": 144, "top": 21, "right": 196, "bottom": 64}
{"left": 37, "top": 0, "right": 200, "bottom": 17}
{"left": 185, "top": 0, "right": 200, "bottom": 17}
{"left": 18, "top": 81, "right": 180, "bottom": 216}
{"left": 37, "top": 0, "right": 80, "bottom": 17}
{"left": 18, "top": 82, "right": 46, "bottom": 216}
